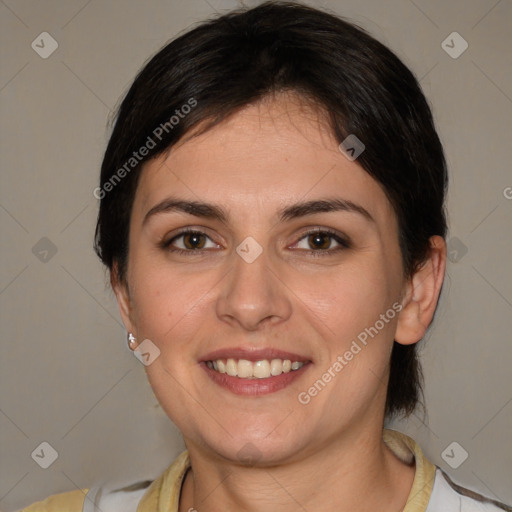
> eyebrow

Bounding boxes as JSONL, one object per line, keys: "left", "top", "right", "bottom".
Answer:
{"left": 143, "top": 196, "right": 374, "bottom": 226}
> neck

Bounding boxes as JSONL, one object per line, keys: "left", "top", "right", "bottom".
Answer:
{"left": 179, "top": 426, "right": 415, "bottom": 512}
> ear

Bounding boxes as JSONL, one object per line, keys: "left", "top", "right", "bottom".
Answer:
{"left": 110, "top": 261, "right": 136, "bottom": 335}
{"left": 395, "top": 235, "right": 446, "bottom": 345}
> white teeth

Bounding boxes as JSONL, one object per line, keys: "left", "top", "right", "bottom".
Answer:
{"left": 270, "top": 359, "right": 283, "bottom": 376}
{"left": 253, "top": 360, "right": 270, "bottom": 379}
{"left": 217, "top": 360, "right": 226, "bottom": 373}
{"left": 208, "top": 358, "right": 305, "bottom": 378}
{"left": 237, "top": 359, "right": 253, "bottom": 378}
{"left": 226, "top": 358, "right": 238, "bottom": 376}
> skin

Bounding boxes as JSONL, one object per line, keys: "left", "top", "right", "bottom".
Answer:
{"left": 113, "top": 92, "right": 446, "bottom": 511}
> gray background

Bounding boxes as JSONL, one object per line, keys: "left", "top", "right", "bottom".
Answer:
{"left": 1, "top": 0, "right": 511, "bottom": 510}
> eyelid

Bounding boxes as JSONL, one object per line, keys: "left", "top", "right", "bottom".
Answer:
{"left": 291, "top": 227, "right": 351, "bottom": 251}
{"left": 162, "top": 226, "right": 350, "bottom": 256}
{"left": 162, "top": 227, "right": 221, "bottom": 250}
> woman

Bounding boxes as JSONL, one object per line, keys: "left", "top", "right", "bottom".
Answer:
{"left": 21, "top": 1, "right": 511, "bottom": 511}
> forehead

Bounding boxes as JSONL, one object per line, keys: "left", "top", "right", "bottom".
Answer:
{"left": 133, "top": 94, "right": 395, "bottom": 226}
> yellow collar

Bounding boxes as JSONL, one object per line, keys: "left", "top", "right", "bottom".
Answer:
{"left": 137, "top": 428, "right": 436, "bottom": 512}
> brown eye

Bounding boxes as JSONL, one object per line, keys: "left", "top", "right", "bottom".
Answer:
{"left": 293, "top": 229, "right": 350, "bottom": 257}
{"left": 163, "top": 229, "right": 219, "bottom": 254}
{"left": 182, "top": 232, "right": 206, "bottom": 249}
{"left": 307, "top": 232, "right": 332, "bottom": 250}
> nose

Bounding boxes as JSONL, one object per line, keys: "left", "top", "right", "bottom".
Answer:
{"left": 215, "top": 244, "right": 292, "bottom": 332}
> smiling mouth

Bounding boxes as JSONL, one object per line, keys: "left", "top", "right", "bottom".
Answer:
{"left": 205, "top": 358, "right": 306, "bottom": 379}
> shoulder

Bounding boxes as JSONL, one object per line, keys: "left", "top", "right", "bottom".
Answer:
{"left": 18, "top": 489, "right": 88, "bottom": 512}
{"left": 90, "top": 450, "right": 190, "bottom": 511}
{"left": 87, "top": 482, "right": 151, "bottom": 511}
{"left": 427, "top": 468, "right": 512, "bottom": 512}
{"left": 17, "top": 450, "right": 189, "bottom": 512}
{"left": 18, "top": 483, "right": 151, "bottom": 512}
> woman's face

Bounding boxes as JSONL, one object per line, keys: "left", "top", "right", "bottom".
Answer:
{"left": 117, "top": 94, "right": 408, "bottom": 464}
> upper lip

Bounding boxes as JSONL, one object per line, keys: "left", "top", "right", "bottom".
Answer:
{"left": 201, "top": 347, "right": 311, "bottom": 363}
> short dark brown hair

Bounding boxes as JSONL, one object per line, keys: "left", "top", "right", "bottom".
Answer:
{"left": 94, "top": 1, "right": 448, "bottom": 419}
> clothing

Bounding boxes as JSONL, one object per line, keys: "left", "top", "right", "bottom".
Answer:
{"left": 19, "top": 429, "right": 511, "bottom": 512}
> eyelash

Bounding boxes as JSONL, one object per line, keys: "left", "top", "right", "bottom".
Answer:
{"left": 161, "top": 228, "right": 350, "bottom": 258}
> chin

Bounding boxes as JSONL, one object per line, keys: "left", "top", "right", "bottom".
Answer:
{"left": 200, "top": 424, "right": 311, "bottom": 467}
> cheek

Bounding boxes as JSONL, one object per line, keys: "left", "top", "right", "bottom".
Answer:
{"left": 128, "top": 258, "right": 220, "bottom": 347}
{"left": 298, "top": 268, "right": 398, "bottom": 401}
{"left": 296, "top": 260, "right": 398, "bottom": 338}
{"left": 292, "top": 259, "right": 401, "bottom": 409}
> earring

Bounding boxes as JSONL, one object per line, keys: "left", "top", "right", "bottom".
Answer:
{"left": 127, "top": 333, "right": 137, "bottom": 350}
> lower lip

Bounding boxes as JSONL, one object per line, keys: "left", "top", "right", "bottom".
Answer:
{"left": 201, "top": 362, "right": 311, "bottom": 396}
